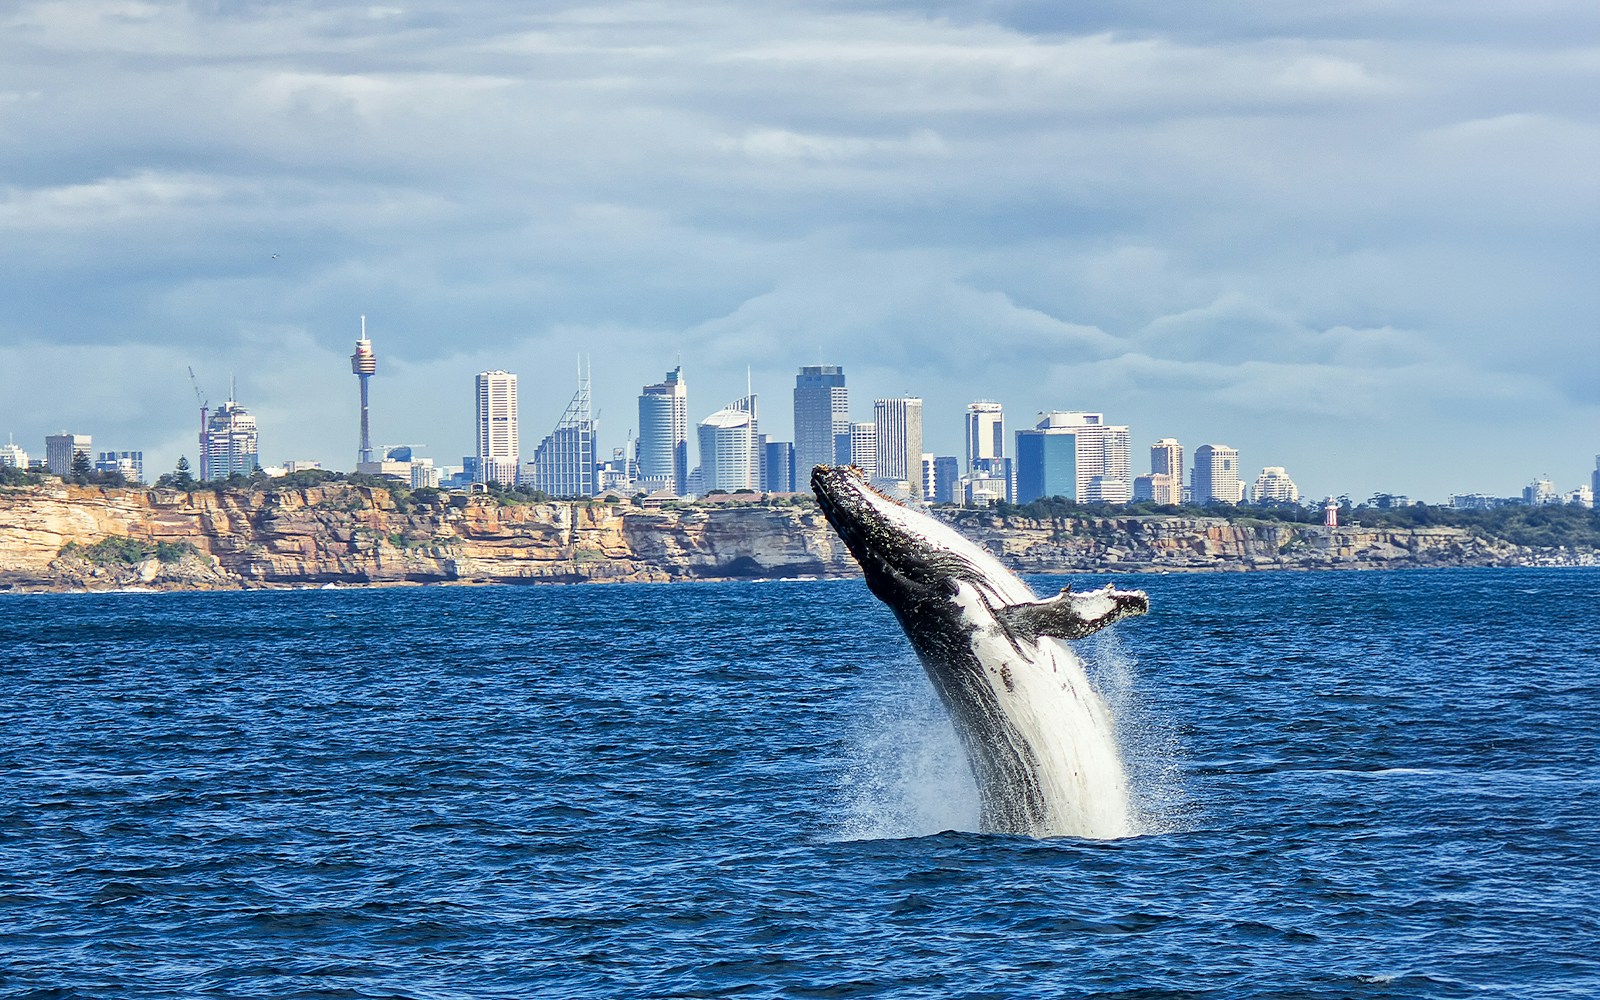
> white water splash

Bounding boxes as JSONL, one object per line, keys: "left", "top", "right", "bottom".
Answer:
{"left": 835, "top": 669, "right": 979, "bottom": 841}
{"left": 1081, "top": 631, "right": 1192, "bottom": 836}
{"left": 837, "top": 633, "right": 1187, "bottom": 841}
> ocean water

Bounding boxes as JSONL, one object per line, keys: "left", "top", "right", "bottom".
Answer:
{"left": 2, "top": 567, "right": 1598, "bottom": 999}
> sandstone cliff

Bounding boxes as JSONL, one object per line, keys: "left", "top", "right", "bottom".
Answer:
{"left": 0, "top": 483, "right": 854, "bottom": 591}
{"left": 0, "top": 483, "right": 1592, "bottom": 593}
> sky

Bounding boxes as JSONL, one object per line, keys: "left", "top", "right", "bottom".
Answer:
{"left": 2, "top": 0, "right": 1596, "bottom": 503}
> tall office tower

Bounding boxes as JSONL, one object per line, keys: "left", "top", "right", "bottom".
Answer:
{"left": 532, "top": 369, "right": 599, "bottom": 498}
{"left": 350, "top": 317, "right": 377, "bottom": 466}
{"left": 793, "top": 365, "right": 849, "bottom": 479}
{"left": 200, "top": 395, "right": 259, "bottom": 478}
{"left": 475, "top": 370, "right": 519, "bottom": 486}
{"left": 1192, "top": 444, "right": 1245, "bottom": 504}
{"left": 936, "top": 456, "right": 960, "bottom": 503}
{"left": 1592, "top": 456, "right": 1599, "bottom": 502}
{"left": 1014, "top": 419, "right": 1076, "bottom": 504}
{"left": 637, "top": 365, "right": 689, "bottom": 495}
{"left": 761, "top": 438, "right": 794, "bottom": 492}
{"left": 965, "top": 401, "right": 1005, "bottom": 473}
{"left": 1151, "top": 438, "right": 1183, "bottom": 498}
{"left": 848, "top": 421, "right": 878, "bottom": 479}
{"left": 696, "top": 394, "right": 760, "bottom": 492}
{"left": 44, "top": 432, "right": 93, "bottom": 477}
{"left": 1014, "top": 412, "right": 1132, "bottom": 504}
{"left": 1253, "top": 467, "right": 1300, "bottom": 503}
{"left": 873, "top": 397, "right": 924, "bottom": 497}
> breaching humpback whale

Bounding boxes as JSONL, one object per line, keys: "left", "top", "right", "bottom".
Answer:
{"left": 812, "top": 465, "right": 1148, "bottom": 839}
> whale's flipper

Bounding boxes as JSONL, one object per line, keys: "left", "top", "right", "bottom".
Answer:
{"left": 996, "top": 585, "right": 1149, "bottom": 642}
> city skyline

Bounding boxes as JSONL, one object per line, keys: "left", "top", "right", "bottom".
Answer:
{"left": 1, "top": 3, "right": 1596, "bottom": 502}
{"left": 6, "top": 351, "right": 1599, "bottom": 508}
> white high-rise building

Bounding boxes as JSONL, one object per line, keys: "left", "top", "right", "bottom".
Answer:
{"left": 201, "top": 397, "right": 258, "bottom": 480}
{"left": 637, "top": 366, "right": 688, "bottom": 495}
{"left": 1524, "top": 477, "right": 1558, "bottom": 505}
{"left": 475, "top": 370, "right": 519, "bottom": 486}
{"left": 793, "top": 365, "right": 849, "bottom": 482}
{"left": 1193, "top": 444, "right": 1245, "bottom": 504}
{"left": 965, "top": 401, "right": 1004, "bottom": 472}
{"left": 1253, "top": 466, "right": 1300, "bottom": 503}
{"left": 873, "top": 397, "right": 924, "bottom": 497}
{"left": 849, "top": 421, "right": 877, "bottom": 479}
{"left": 696, "top": 395, "right": 760, "bottom": 493}
{"left": 1151, "top": 439, "right": 1183, "bottom": 500}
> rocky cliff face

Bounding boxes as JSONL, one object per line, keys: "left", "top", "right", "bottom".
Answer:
{"left": 949, "top": 513, "right": 1555, "bottom": 572}
{"left": 0, "top": 484, "right": 854, "bottom": 590}
{"left": 0, "top": 483, "right": 1592, "bottom": 592}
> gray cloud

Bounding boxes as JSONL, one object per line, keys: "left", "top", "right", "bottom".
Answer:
{"left": 1, "top": 0, "right": 1596, "bottom": 501}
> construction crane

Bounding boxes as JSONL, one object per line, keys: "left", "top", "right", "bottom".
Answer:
{"left": 188, "top": 366, "right": 209, "bottom": 481}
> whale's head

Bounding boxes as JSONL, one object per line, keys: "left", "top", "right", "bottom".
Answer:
{"left": 811, "top": 464, "right": 992, "bottom": 609}
{"left": 810, "top": 464, "right": 1148, "bottom": 642}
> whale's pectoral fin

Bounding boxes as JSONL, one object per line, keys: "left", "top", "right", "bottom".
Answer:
{"left": 996, "top": 586, "right": 1149, "bottom": 642}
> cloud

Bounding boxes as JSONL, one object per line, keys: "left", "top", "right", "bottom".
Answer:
{"left": 0, "top": 0, "right": 1596, "bottom": 501}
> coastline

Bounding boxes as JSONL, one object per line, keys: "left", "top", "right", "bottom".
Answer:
{"left": 2, "top": 481, "right": 1595, "bottom": 595}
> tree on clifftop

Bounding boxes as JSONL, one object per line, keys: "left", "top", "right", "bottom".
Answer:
{"left": 156, "top": 456, "right": 196, "bottom": 491}
{"left": 69, "top": 449, "right": 92, "bottom": 484}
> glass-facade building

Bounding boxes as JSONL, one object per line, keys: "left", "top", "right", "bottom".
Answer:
{"left": 637, "top": 366, "right": 688, "bottom": 495}
{"left": 793, "top": 366, "right": 849, "bottom": 482}
{"left": 1015, "top": 428, "right": 1078, "bottom": 503}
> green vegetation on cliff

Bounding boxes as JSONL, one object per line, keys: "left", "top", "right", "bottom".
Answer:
{"left": 963, "top": 496, "right": 1600, "bottom": 550}
{"left": 60, "top": 537, "right": 199, "bottom": 565}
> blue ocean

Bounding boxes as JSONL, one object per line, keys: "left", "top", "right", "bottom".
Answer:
{"left": 3, "top": 568, "right": 1598, "bottom": 999}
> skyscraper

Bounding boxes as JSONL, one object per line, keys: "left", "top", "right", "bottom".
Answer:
{"left": 849, "top": 421, "right": 877, "bottom": 479}
{"left": 1014, "top": 422, "right": 1076, "bottom": 504}
{"left": 873, "top": 397, "right": 924, "bottom": 497}
{"left": 793, "top": 365, "right": 849, "bottom": 480}
{"left": 1151, "top": 438, "right": 1183, "bottom": 500}
{"left": 696, "top": 394, "right": 760, "bottom": 493}
{"left": 475, "top": 370, "right": 519, "bottom": 486}
{"left": 637, "top": 365, "right": 688, "bottom": 495}
{"left": 531, "top": 369, "right": 598, "bottom": 498}
{"left": 761, "top": 438, "right": 794, "bottom": 493}
{"left": 200, "top": 397, "right": 258, "bottom": 479}
{"left": 965, "top": 401, "right": 1005, "bottom": 473}
{"left": 1192, "top": 444, "right": 1245, "bottom": 504}
{"left": 350, "top": 318, "right": 377, "bottom": 466}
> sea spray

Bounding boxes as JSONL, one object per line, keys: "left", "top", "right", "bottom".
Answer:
{"left": 1081, "top": 631, "right": 1192, "bottom": 835}
{"left": 836, "top": 663, "right": 979, "bottom": 840}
